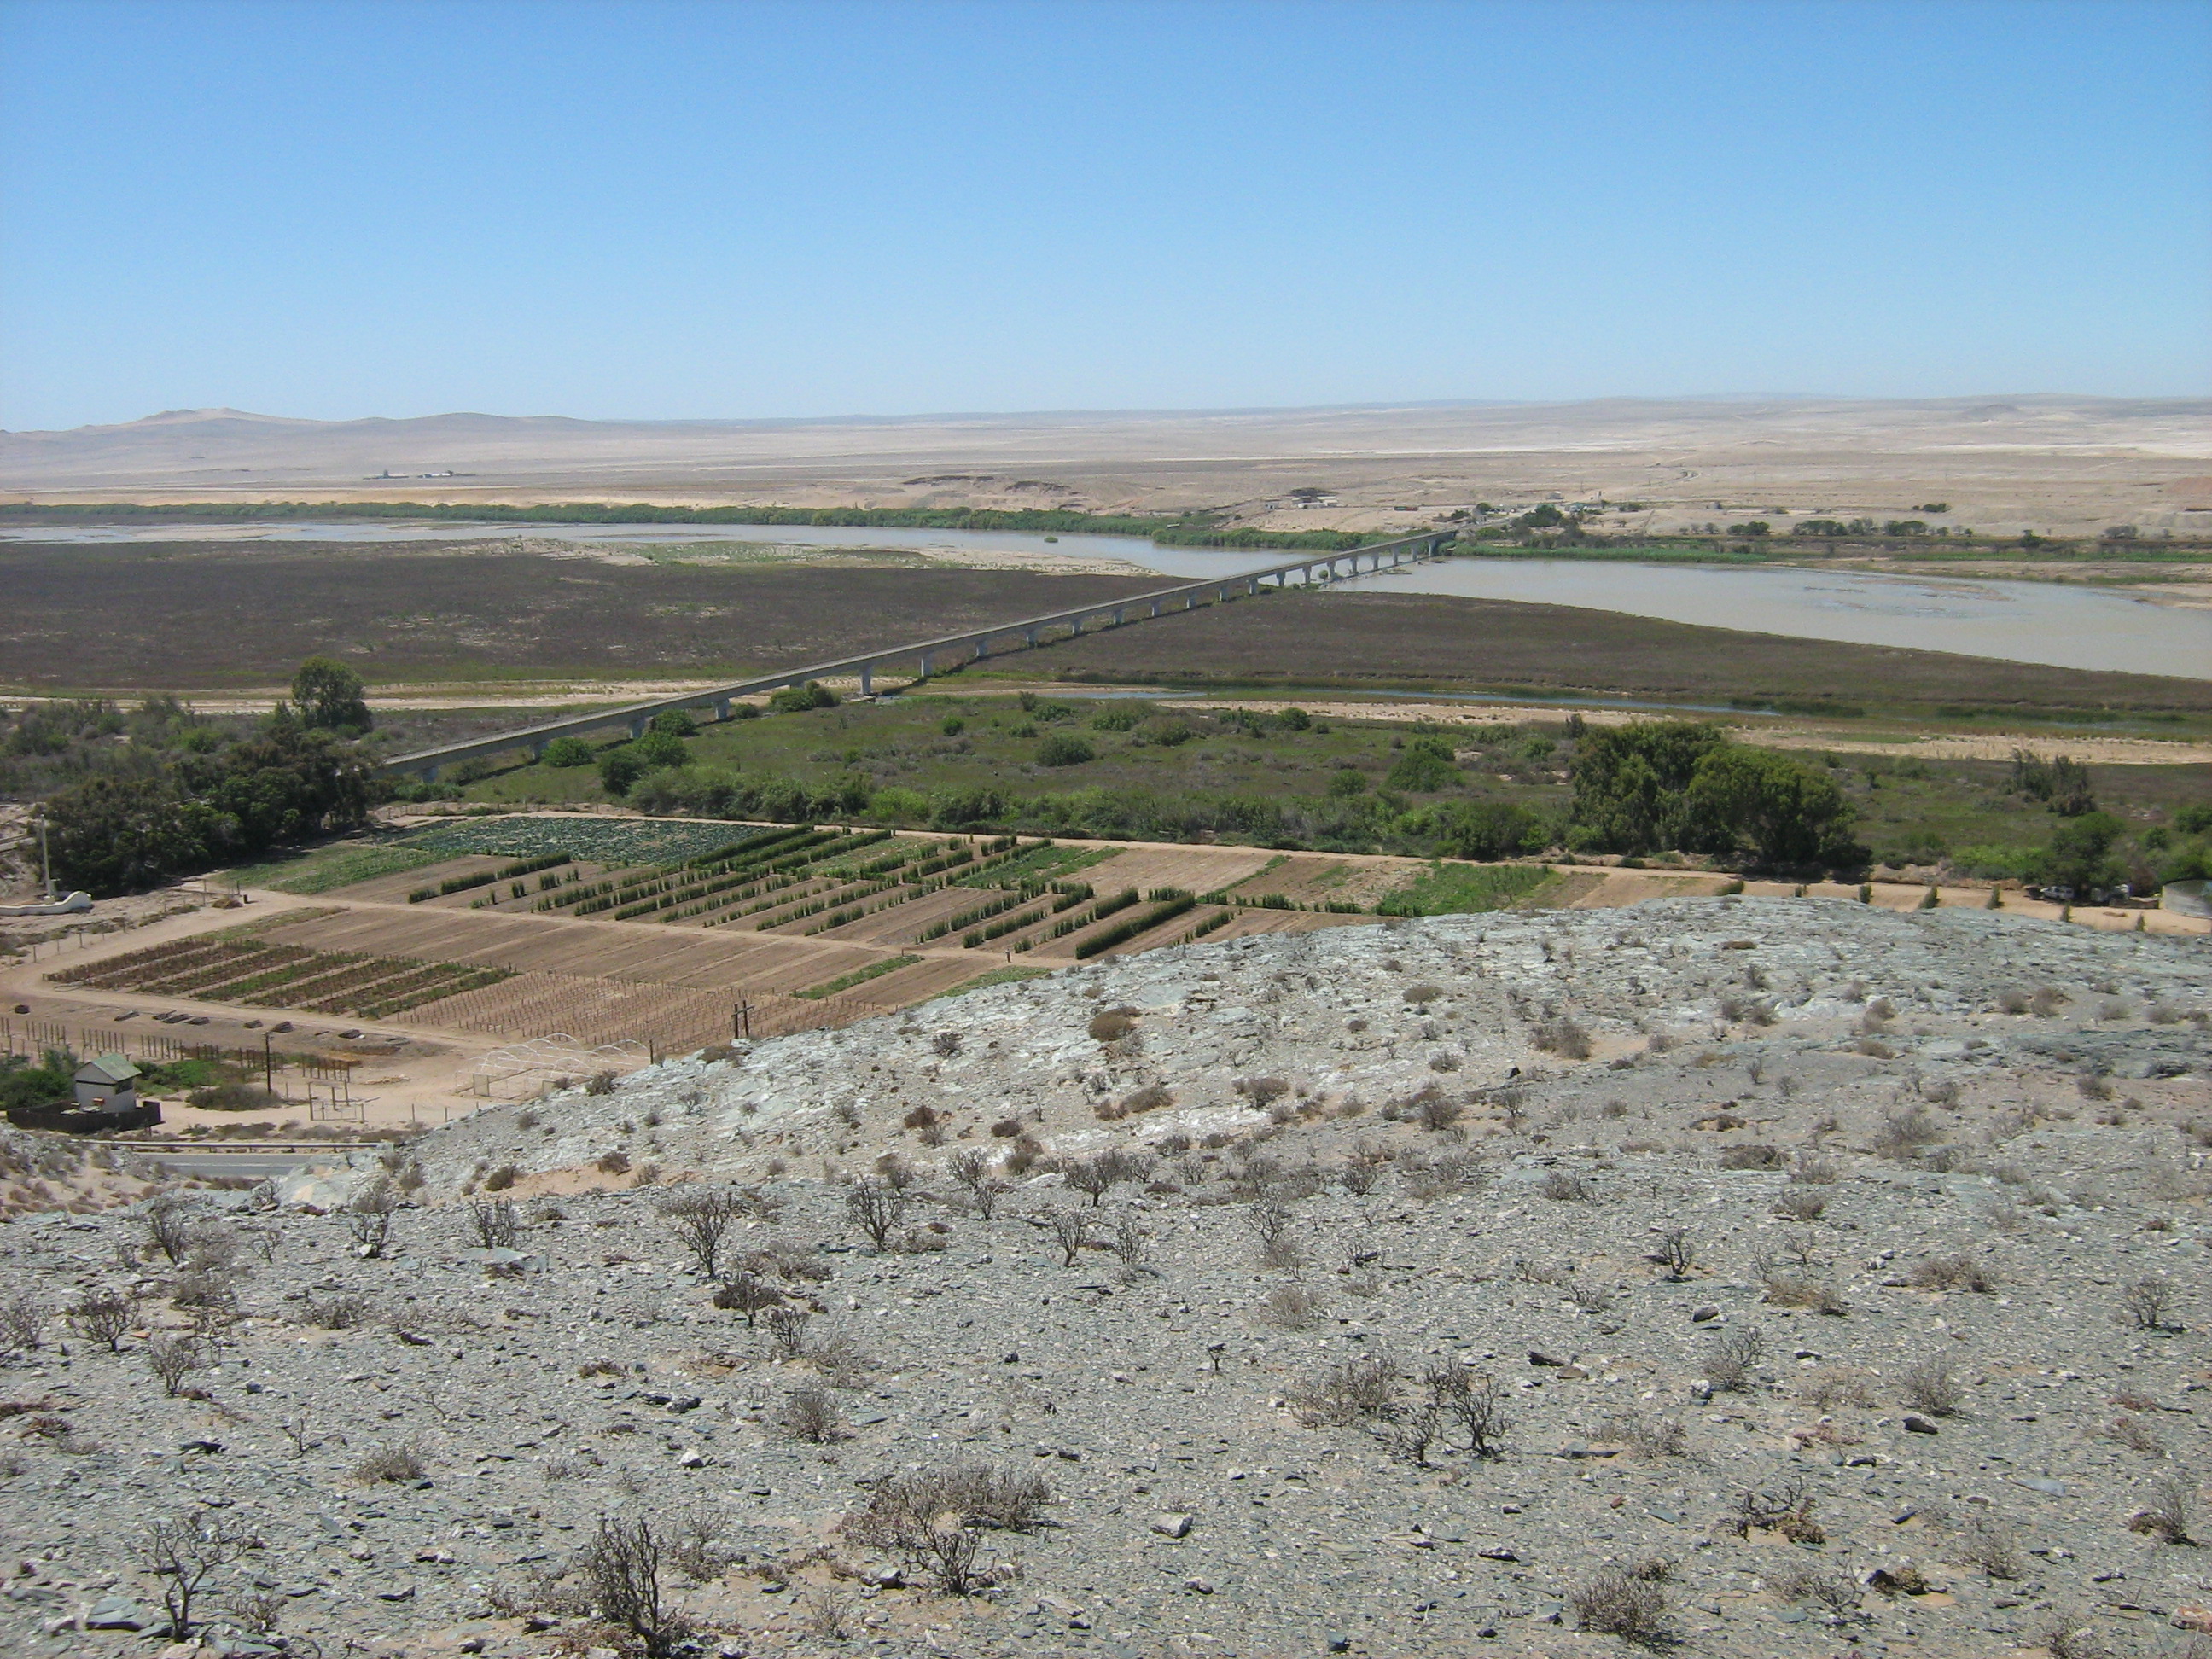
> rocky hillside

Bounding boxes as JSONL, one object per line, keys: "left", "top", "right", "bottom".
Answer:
{"left": 1, "top": 898, "right": 2207, "bottom": 1658}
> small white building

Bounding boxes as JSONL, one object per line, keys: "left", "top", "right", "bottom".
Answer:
{"left": 73, "top": 1054, "right": 140, "bottom": 1112}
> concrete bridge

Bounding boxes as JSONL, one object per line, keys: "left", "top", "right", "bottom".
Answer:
{"left": 379, "top": 528, "right": 1458, "bottom": 780}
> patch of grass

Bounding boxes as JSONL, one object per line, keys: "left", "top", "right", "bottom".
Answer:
{"left": 795, "top": 955, "right": 919, "bottom": 1000}
{"left": 225, "top": 842, "right": 445, "bottom": 894}
{"left": 1377, "top": 861, "right": 1553, "bottom": 916}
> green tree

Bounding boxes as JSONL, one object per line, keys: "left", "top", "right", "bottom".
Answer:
{"left": 543, "top": 736, "right": 595, "bottom": 767}
{"left": 1679, "top": 746, "right": 1857, "bottom": 867}
{"left": 291, "top": 657, "right": 372, "bottom": 734}
{"left": 1426, "top": 800, "right": 1544, "bottom": 861}
{"left": 2042, "top": 812, "right": 2123, "bottom": 892}
{"left": 1567, "top": 721, "right": 1729, "bottom": 853}
{"left": 649, "top": 710, "right": 697, "bottom": 737}
{"left": 767, "top": 681, "right": 839, "bottom": 713}
{"left": 632, "top": 730, "right": 689, "bottom": 768}
{"left": 44, "top": 776, "right": 216, "bottom": 895}
{"left": 1385, "top": 736, "right": 1460, "bottom": 793}
{"left": 599, "top": 748, "right": 651, "bottom": 796}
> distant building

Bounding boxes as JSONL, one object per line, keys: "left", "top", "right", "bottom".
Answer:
{"left": 73, "top": 1054, "right": 140, "bottom": 1113}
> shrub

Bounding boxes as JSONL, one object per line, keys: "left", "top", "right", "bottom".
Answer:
{"left": 543, "top": 736, "right": 594, "bottom": 767}
{"left": 1036, "top": 734, "right": 1094, "bottom": 767}
{"left": 767, "top": 680, "right": 838, "bottom": 713}
{"left": 1533, "top": 1017, "right": 1592, "bottom": 1059}
{"left": 1570, "top": 1571, "right": 1665, "bottom": 1641}
{"left": 783, "top": 1385, "right": 847, "bottom": 1444}
{"left": 1290, "top": 1356, "right": 1398, "bottom": 1427}
{"left": 1912, "top": 1254, "right": 1997, "bottom": 1293}
{"left": 2120, "top": 1276, "right": 2182, "bottom": 1331}
{"left": 352, "top": 1444, "right": 427, "bottom": 1484}
{"left": 2126, "top": 1476, "right": 2196, "bottom": 1544}
{"left": 1262, "top": 1284, "right": 1330, "bottom": 1327}
{"left": 579, "top": 1517, "right": 692, "bottom": 1656}
{"left": 303, "top": 1294, "right": 370, "bottom": 1330}
{"left": 67, "top": 1292, "right": 134, "bottom": 1353}
{"left": 1898, "top": 1357, "right": 1965, "bottom": 1416}
{"left": 1707, "top": 1324, "right": 1766, "bottom": 1392}
{"left": 1728, "top": 1476, "right": 1824, "bottom": 1543}
{"left": 843, "top": 1180, "right": 907, "bottom": 1250}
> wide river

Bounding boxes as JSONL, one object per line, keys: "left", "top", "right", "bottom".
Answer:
{"left": 10, "top": 519, "right": 2206, "bottom": 680}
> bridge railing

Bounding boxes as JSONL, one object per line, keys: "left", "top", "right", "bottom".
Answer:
{"left": 378, "top": 527, "right": 1457, "bottom": 777}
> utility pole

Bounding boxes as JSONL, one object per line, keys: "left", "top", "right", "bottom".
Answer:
{"left": 37, "top": 812, "right": 54, "bottom": 901}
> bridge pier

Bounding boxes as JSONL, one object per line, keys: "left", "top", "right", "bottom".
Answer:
{"left": 917, "top": 652, "right": 933, "bottom": 679}
{"left": 859, "top": 663, "right": 874, "bottom": 696}
{"left": 713, "top": 699, "right": 731, "bottom": 722}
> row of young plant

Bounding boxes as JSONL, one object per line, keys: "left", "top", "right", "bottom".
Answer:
{"left": 1074, "top": 891, "right": 1199, "bottom": 958}
{"left": 534, "top": 825, "right": 830, "bottom": 916}
{"left": 750, "top": 877, "right": 903, "bottom": 932}
{"left": 1180, "top": 908, "right": 1236, "bottom": 945}
{"left": 122, "top": 944, "right": 314, "bottom": 999}
{"left": 959, "top": 881, "right": 1097, "bottom": 948}
{"left": 51, "top": 936, "right": 233, "bottom": 987}
{"left": 585, "top": 829, "right": 873, "bottom": 918}
{"left": 406, "top": 851, "right": 569, "bottom": 903}
{"left": 353, "top": 965, "right": 513, "bottom": 1019}
{"left": 626, "top": 831, "right": 902, "bottom": 923}
{"left": 1198, "top": 888, "right": 1368, "bottom": 914}
{"left": 795, "top": 954, "right": 920, "bottom": 1000}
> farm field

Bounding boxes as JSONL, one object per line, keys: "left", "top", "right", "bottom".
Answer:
{"left": 0, "top": 539, "right": 1163, "bottom": 690}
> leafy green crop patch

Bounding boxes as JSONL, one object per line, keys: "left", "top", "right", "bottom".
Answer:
{"left": 406, "top": 815, "right": 754, "bottom": 866}
{"left": 1375, "top": 862, "right": 1555, "bottom": 916}
{"left": 227, "top": 843, "right": 446, "bottom": 894}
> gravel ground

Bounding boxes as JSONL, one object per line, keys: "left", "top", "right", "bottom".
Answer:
{"left": 1, "top": 898, "right": 2208, "bottom": 1659}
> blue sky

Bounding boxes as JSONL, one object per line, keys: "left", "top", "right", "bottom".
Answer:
{"left": 3, "top": 0, "right": 2207, "bottom": 429}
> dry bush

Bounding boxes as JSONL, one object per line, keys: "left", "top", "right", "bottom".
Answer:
{"left": 1790, "top": 1150, "right": 1840, "bottom": 1184}
{"left": 712, "top": 1270, "right": 783, "bottom": 1327}
{"left": 2102, "top": 1415, "right": 2165, "bottom": 1457}
{"left": 1609, "top": 1412, "right": 1686, "bottom": 1458}
{"left": 1898, "top": 1356, "right": 1965, "bottom": 1416}
{"left": 1534, "top": 1017, "right": 1593, "bottom": 1060}
{"left": 67, "top": 1292, "right": 134, "bottom": 1353}
{"left": 843, "top": 1179, "right": 907, "bottom": 1250}
{"left": 1290, "top": 1356, "right": 1399, "bottom": 1427}
{"left": 1117, "top": 1082, "right": 1173, "bottom": 1116}
{"left": 1874, "top": 1109, "right": 1943, "bottom": 1160}
{"left": 465, "top": 1197, "right": 521, "bottom": 1250}
{"left": 2029, "top": 986, "right": 2069, "bottom": 1016}
{"left": 1772, "top": 1190, "right": 1826, "bottom": 1221}
{"left": 1046, "top": 1208, "right": 1093, "bottom": 1266}
{"left": 1707, "top": 1324, "right": 1766, "bottom": 1392}
{"left": 1911, "top": 1253, "right": 1997, "bottom": 1293}
{"left": 763, "top": 1305, "right": 812, "bottom": 1361}
{"left": 807, "top": 1334, "right": 875, "bottom": 1391}
{"left": 1651, "top": 1225, "right": 1697, "bottom": 1280}
{"left": 1569, "top": 1570, "right": 1665, "bottom": 1640}
{"left": 2127, "top": 1476, "right": 2196, "bottom": 1544}
{"left": 141, "top": 1193, "right": 195, "bottom": 1264}
{"left": 482, "top": 1162, "right": 521, "bottom": 1191}
{"left": 352, "top": 1443, "right": 427, "bottom": 1484}
{"left": 1951, "top": 1512, "right": 2021, "bottom": 1579}
{"left": 2119, "top": 1275, "right": 2182, "bottom": 1331}
{"left": 1761, "top": 1272, "right": 1848, "bottom": 1315}
{"left": 302, "top": 1293, "right": 370, "bottom": 1330}
{"left": 137, "top": 1512, "right": 254, "bottom": 1641}
{"left": 782, "top": 1385, "right": 847, "bottom": 1443}
{"left": 579, "top": 1516, "right": 692, "bottom": 1656}
{"left": 1729, "top": 1476, "right": 1824, "bottom": 1543}
{"left": 1719, "top": 1143, "right": 1784, "bottom": 1170}
{"left": 839, "top": 1464, "right": 1047, "bottom": 1594}
{"left": 1417, "top": 1091, "right": 1464, "bottom": 1131}
{"left": 1767, "top": 1563, "right": 1861, "bottom": 1615}
{"left": 1540, "top": 1169, "right": 1596, "bottom": 1202}
{"left": 661, "top": 1187, "right": 751, "bottom": 1279}
{"left": 1262, "top": 1284, "right": 1330, "bottom": 1328}
{"left": 145, "top": 1334, "right": 201, "bottom": 1396}
{"left": 1086, "top": 1008, "right": 1137, "bottom": 1043}
{"left": 1401, "top": 983, "right": 1441, "bottom": 1005}
{"left": 0, "top": 1295, "right": 44, "bottom": 1351}
{"left": 1799, "top": 1365, "right": 1877, "bottom": 1409}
